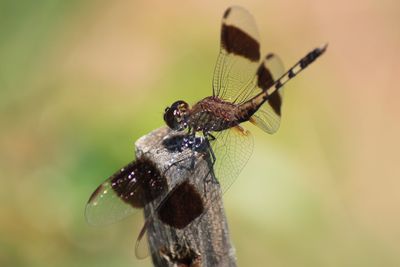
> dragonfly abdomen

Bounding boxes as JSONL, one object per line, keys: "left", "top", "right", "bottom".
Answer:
{"left": 235, "top": 92, "right": 267, "bottom": 123}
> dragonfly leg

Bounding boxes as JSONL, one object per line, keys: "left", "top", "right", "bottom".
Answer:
{"left": 201, "top": 131, "right": 220, "bottom": 195}
{"left": 203, "top": 131, "right": 216, "bottom": 163}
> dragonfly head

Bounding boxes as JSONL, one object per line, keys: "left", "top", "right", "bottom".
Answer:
{"left": 164, "top": 100, "right": 190, "bottom": 131}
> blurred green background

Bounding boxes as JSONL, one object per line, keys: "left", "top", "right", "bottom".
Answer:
{"left": 1, "top": 0, "right": 400, "bottom": 266}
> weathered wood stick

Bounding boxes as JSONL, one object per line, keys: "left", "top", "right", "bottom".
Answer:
{"left": 135, "top": 127, "right": 237, "bottom": 267}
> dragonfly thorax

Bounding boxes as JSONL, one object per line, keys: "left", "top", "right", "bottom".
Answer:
{"left": 187, "top": 96, "right": 239, "bottom": 133}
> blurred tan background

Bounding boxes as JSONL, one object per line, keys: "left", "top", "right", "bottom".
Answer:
{"left": 1, "top": 0, "right": 400, "bottom": 266}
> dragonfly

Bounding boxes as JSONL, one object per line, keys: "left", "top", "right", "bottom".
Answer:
{"left": 86, "top": 5, "right": 327, "bottom": 259}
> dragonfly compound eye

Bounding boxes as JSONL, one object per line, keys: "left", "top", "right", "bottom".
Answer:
{"left": 163, "top": 100, "right": 189, "bottom": 131}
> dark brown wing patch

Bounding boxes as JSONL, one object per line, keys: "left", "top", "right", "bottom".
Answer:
{"left": 157, "top": 181, "right": 204, "bottom": 229}
{"left": 111, "top": 159, "right": 167, "bottom": 208}
{"left": 85, "top": 158, "right": 167, "bottom": 226}
{"left": 256, "top": 61, "right": 274, "bottom": 90}
{"left": 221, "top": 24, "right": 260, "bottom": 62}
{"left": 254, "top": 54, "right": 283, "bottom": 116}
{"left": 268, "top": 92, "right": 282, "bottom": 116}
{"left": 223, "top": 7, "right": 231, "bottom": 19}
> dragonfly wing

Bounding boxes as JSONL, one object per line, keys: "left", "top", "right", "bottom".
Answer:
{"left": 213, "top": 6, "right": 261, "bottom": 103}
{"left": 249, "top": 53, "right": 285, "bottom": 134}
{"left": 211, "top": 126, "right": 254, "bottom": 193}
{"left": 85, "top": 159, "right": 167, "bottom": 226}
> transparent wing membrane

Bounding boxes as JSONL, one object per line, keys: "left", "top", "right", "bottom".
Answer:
{"left": 211, "top": 126, "right": 254, "bottom": 193}
{"left": 213, "top": 6, "right": 261, "bottom": 103}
